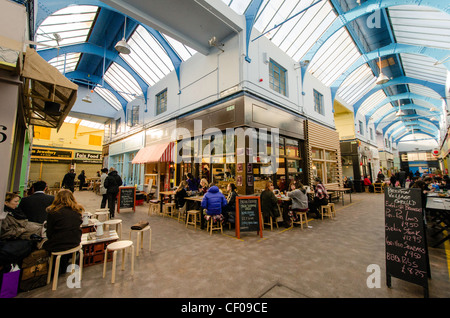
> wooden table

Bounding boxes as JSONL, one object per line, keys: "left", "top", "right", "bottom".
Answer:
{"left": 81, "top": 230, "right": 119, "bottom": 267}
{"left": 326, "top": 187, "right": 352, "bottom": 205}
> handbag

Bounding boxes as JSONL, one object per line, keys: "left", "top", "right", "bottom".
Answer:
{"left": 0, "top": 265, "right": 21, "bottom": 298}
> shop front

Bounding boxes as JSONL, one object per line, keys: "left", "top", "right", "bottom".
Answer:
{"left": 29, "top": 147, "right": 102, "bottom": 189}
{"left": 175, "top": 93, "right": 306, "bottom": 195}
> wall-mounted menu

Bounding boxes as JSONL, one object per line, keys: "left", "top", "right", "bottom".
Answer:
{"left": 118, "top": 186, "right": 136, "bottom": 213}
{"left": 384, "top": 187, "right": 429, "bottom": 297}
{"left": 235, "top": 196, "right": 263, "bottom": 239}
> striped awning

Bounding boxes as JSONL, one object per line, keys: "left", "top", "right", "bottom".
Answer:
{"left": 131, "top": 142, "right": 174, "bottom": 164}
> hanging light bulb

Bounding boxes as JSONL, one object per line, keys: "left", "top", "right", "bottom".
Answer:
{"left": 82, "top": 83, "right": 92, "bottom": 103}
{"left": 376, "top": 56, "right": 390, "bottom": 85}
{"left": 396, "top": 103, "right": 405, "bottom": 117}
{"left": 115, "top": 16, "right": 131, "bottom": 54}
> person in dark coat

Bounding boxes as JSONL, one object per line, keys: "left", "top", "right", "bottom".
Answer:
{"left": 18, "top": 181, "right": 54, "bottom": 224}
{"left": 42, "top": 189, "right": 83, "bottom": 274}
{"left": 104, "top": 167, "right": 123, "bottom": 218}
{"left": 187, "top": 173, "right": 199, "bottom": 191}
{"left": 260, "top": 181, "right": 280, "bottom": 223}
{"left": 61, "top": 169, "right": 76, "bottom": 192}
{"left": 175, "top": 181, "right": 188, "bottom": 209}
{"left": 222, "top": 183, "right": 238, "bottom": 225}
{"left": 77, "top": 170, "right": 86, "bottom": 191}
{"left": 201, "top": 185, "right": 227, "bottom": 224}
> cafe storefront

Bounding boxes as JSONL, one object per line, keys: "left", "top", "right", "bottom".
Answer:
{"left": 175, "top": 92, "right": 307, "bottom": 195}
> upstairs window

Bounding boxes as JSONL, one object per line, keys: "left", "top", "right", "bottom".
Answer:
{"left": 359, "top": 120, "right": 364, "bottom": 136}
{"left": 156, "top": 89, "right": 167, "bottom": 115}
{"left": 313, "top": 89, "right": 324, "bottom": 115}
{"left": 269, "top": 59, "right": 287, "bottom": 96}
{"left": 127, "top": 105, "right": 139, "bottom": 127}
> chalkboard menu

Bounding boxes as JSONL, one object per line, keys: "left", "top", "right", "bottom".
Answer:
{"left": 384, "top": 187, "right": 429, "bottom": 297}
{"left": 118, "top": 186, "right": 136, "bottom": 213}
{"left": 235, "top": 196, "right": 263, "bottom": 239}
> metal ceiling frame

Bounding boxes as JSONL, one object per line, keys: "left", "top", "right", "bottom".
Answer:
{"left": 35, "top": 0, "right": 185, "bottom": 112}
{"left": 375, "top": 105, "right": 440, "bottom": 130}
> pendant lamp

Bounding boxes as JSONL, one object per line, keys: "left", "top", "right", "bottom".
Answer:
{"left": 115, "top": 17, "right": 131, "bottom": 54}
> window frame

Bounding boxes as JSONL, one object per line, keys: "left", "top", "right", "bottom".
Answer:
{"left": 313, "top": 89, "right": 324, "bottom": 115}
{"left": 269, "top": 59, "right": 287, "bottom": 96}
{"left": 156, "top": 89, "right": 167, "bottom": 115}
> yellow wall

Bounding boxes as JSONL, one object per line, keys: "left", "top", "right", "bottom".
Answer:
{"left": 33, "top": 122, "right": 103, "bottom": 151}
{"left": 334, "top": 100, "right": 355, "bottom": 140}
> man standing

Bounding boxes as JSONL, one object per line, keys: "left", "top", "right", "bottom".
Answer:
{"left": 99, "top": 168, "right": 108, "bottom": 209}
{"left": 104, "top": 167, "right": 122, "bottom": 218}
{"left": 18, "top": 181, "right": 54, "bottom": 224}
{"left": 61, "top": 169, "right": 76, "bottom": 192}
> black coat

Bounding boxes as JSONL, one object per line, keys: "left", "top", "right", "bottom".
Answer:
{"left": 104, "top": 171, "right": 123, "bottom": 194}
{"left": 260, "top": 190, "right": 280, "bottom": 219}
{"left": 43, "top": 207, "right": 82, "bottom": 253}
{"left": 18, "top": 193, "right": 54, "bottom": 224}
{"left": 62, "top": 172, "right": 76, "bottom": 189}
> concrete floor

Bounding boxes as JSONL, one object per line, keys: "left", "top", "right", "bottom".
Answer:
{"left": 15, "top": 190, "right": 450, "bottom": 299}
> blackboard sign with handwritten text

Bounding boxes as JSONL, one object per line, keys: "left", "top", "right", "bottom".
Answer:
{"left": 384, "top": 187, "right": 429, "bottom": 297}
{"left": 118, "top": 186, "right": 136, "bottom": 213}
{"left": 235, "top": 196, "right": 263, "bottom": 239}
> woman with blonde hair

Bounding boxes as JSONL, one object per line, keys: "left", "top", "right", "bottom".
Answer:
{"left": 175, "top": 180, "right": 188, "bottom": 209}
{"left": 42, "top": 190, "right": 83, "bottom": 253}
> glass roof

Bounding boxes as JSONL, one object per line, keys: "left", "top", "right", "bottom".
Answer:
{"left": 36, "top": 5, "right": 197, "bottom": 112}
{"left": 64, "top": 116, "right": 105, "bottom": 129}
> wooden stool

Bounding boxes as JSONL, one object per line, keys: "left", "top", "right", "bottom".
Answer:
{"left": 177, "top": 204, "right": 187, "bottom": 223}
{"left": 104, "top": 219, "right": 123, "bottom": 238}
{"left": 263, "top": 216, "right": 278, "bottom": 231}
{"left": 162, "top": 202, "right": 176, "bottom": 218}
{"left": 102, "top": 240, "right": 134, "bottom": 284}
{"left": 206, "top": 216, "right": 223, "bottom": 235}
{"left": 186, "top": 210, "right": 200, "bottom": 229}
{"left": 328, "top": 203, "right": 336, "bottom": 218}
{"left": 292, "top": 210, "right": 309, "bottom": 229}
{"left": 47, "top": 244, "right": 83, "bottom": 291}
{"left": 148, "top": 201, "right": 160, "bottom": 216}
{"left": 94, "top": 211, "right": 110, "bottom": 222}
{"left": 129, "top": 225, "right": 151, "bottom": 256}
{"left": 321, "top": 204, "right": 333, "bottom": 220}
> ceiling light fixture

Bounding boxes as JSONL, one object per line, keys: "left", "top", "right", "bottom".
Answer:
{"left": 82, "top": 83, "right": 93, "bottom": 103}
{"left": 376, "top": 57, "right": 390, "bottom": 85}
{"left": 396, "top": 104, "right": 405, "bottom": 117}
{"left": 115, "top": 16, "right": 131, "bottom": 54}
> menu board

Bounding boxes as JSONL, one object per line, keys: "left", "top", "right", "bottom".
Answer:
{"left": 235, "top": 196, "right": 263, "bottom": 239}
{"left": 384, "top": 187, "right": 429, "bottom": 297}
{"left": 118, "top": 186, "right": 136, "bottom": 213}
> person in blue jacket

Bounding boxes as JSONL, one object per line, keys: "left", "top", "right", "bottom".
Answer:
{"left": 201, "top": 185, "right": 227, "bottom": 223}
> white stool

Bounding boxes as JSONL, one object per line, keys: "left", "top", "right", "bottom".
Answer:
{"left": 94, "top": 210, "right": 110, "bottom": 222}
{"left": 102, "top": 240, "right": 134, "bottom": 284}
{"left": 103, "top": 219, "right": 123, "bottom": 238}
{"left": 47, "top": 244, "right": 83, "bottom": 291}
{"left": 129, "top": 225, "right": 151, "bottom": 256}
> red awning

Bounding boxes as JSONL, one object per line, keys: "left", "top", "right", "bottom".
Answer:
{"left": 132, "top": 142, "right": 174, "bottom": 164}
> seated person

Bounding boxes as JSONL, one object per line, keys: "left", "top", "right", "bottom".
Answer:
{"left": 287, "top": 181, "right": 309, "bottom": 225}
{"left": 199, "top": 178, "right": 209, "bottom": 195}
{"left": 18, "top": 181, "right": 55, "bottom": 224}
{"left": 260, "top": 181, "right": 281, "bottom": 225}
{"left": 187, "top": 173, "right": 199, "bottom": 192}
{"left": 42, "top": 190, "right": 83, "bottom": 274}
{"left": 363, "top": 176, "right": 374, "bottom": 192}
{"left": 201, "top": 185, "right": 227, "bottom": 224}
{"left": 222, "top": 183, "right": 238, "bottom": 225}
{"left": 1, "top": 192, "right": 44, "bottom": 241}
{"left": 174, "top": 181, "right": 188, "bottom": 209}
{"left": 309, "top": 178, "right": 329, "bottom": 219}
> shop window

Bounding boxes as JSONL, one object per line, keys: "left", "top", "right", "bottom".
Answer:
{"left": 269, "top": 59, "right": 287, "bottom": 96}
{"left": 313, "top": 90, "right": 324, "bottom": 115}
{"left": 156, "top": 89, "right": 167, "bottom": 115}
{"left": 312, "top": 148, "right": 338, "bottom": 184}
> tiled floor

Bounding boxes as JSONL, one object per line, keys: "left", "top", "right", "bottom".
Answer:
{"left": 14, "top": 190, "right": 450, "bottom": 299}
